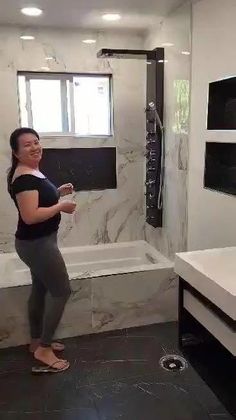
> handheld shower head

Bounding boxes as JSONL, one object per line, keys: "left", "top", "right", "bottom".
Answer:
{"left": 148, "top": 101, "right": 156, "bottom": 110}
{"left": 147, "top": 101, "right": 164, "bottom": 132}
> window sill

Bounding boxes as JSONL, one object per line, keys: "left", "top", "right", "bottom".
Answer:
{"left": 40, "top": 134, "right": 116, "bottom": 149}
{"left": 40, "top": 134, "right": 114, "bottom": 140}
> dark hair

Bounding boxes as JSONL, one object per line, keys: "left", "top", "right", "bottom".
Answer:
{"left": 7, "top": 127, "right": 40, "bottom": 195}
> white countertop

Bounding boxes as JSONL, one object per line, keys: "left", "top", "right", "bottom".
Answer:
{"left": 175, "top": 247, "right": 236, "bottom": 320}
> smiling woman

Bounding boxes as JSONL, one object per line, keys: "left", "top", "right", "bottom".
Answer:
{"left": 7, "top": 127, "right": 77, "bottom": 374}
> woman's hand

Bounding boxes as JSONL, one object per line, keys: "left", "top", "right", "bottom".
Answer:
{"left": 58, "top": 183, "right": 74, "bottom": 197}
{"left": 59, "top": 200, "right": 76, "bottom": 214}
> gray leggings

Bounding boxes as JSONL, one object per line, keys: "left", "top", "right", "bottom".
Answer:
{"left": 15, "top": 233, "right": 71, "bottom": 348}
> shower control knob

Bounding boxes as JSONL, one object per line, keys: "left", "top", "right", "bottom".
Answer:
{"left": 146, "top": 216, "right": 156, "bottom": 222}
{"left": 145, "top": 180, "right": 155, "bottom": 186}
{"left": 145, "top": 151, "right": 156, "bottom": 157}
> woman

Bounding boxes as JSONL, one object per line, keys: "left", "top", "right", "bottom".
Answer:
{"left": 7, "top": 127, "right": 76, "bottom": 373}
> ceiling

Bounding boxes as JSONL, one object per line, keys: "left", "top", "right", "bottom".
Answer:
{"left": 0, "top": 0, "right": 186, "bottom": 33}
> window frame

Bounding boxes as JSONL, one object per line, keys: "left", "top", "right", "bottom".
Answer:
{"left": 17, "top": 71, "right": 113, "bottom": 138}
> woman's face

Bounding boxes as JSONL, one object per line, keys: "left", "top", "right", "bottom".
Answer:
{"left": 15, "top": 133, "right": 42, "bottom": 165}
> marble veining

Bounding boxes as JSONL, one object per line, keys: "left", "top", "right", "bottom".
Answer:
{"left": 0, "top": 17, "right": 190, "bottom": 260}
{"left": 0, "top": 267, "right": 176, "bottom": 348}
{"left": 0, "top": 27, "right": 147, "bottom": 252}
{"left": 0, "top": 323, "right": 233, "bottom": 419}
{"left": 0, "top": 241, "right": 175, "bottom": 348}
{"left": 145, "top": 2, "right": 191, "bottom": 259}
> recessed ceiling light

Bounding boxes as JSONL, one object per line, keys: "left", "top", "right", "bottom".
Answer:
{"left": 21, "top": 7, "right": 43, "bottom": 16}
{"left": 158, "top": 59, "right": 168, "bottom": 63}
{"left": 161, "top": 42, "right": 174, "bottom": 47}
{"left": 20, "top": 35, "right": 35, "bottom": 40}
{"left": 41, "top": 66, "right": 50, "bottom": 71}
{"left": 45, "top": 56, "right": 54, "bottom": 60}
{"left": 181, "top": 51, "right": 190, "bottom": 55}
{"left": 102, "top": 13, "right": 121, "bottom": 21}
{"left": 146, "top": 61, "right": 152, "bottom": 65}
{"left": 82, "top": 39, "right": 97, "bottom": 44}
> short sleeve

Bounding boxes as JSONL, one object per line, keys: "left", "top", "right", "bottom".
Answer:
{"left": 11, "top": 175, "right": 40, "bottom": 195}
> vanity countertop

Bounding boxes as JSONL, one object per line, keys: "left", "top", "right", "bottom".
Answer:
{"left": 175, "top": 247, "right": 236, "bottom": 320}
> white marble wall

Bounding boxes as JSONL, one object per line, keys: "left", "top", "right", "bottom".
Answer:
{"left": 188, "top": 0, "right": 236, "bottom": 251}
{"left": 0, "top": 26, "right": 146, "bottom": 252}
{"left": 144, "top": 3, "right": 191, "bottom": 258}
{"left": 0, "top": 12, "right": 191, "bottom": 259}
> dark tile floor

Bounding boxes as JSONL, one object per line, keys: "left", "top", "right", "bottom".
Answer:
{"left": 0, "top": 322, "right": 235, "bottom": 420}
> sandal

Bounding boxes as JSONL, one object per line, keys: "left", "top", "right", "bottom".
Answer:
{"left": 32, "top": 360, "right": 70, "bottom": 374}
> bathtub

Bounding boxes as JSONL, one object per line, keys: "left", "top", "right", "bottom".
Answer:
{"left": 0, "top": 240, "right": 176, "bottom": 348}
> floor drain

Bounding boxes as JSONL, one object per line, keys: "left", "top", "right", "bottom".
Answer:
{"left": 159, "top": 354, "right": 188, "bottom": 372}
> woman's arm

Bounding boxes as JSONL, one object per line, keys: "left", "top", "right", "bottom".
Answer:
{"left": 16, "top": 190, "right": 62, "bottom": 225}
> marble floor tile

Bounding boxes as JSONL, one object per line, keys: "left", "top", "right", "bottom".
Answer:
{"left": 0, "top": 323, "right": 233, "bottom": 420}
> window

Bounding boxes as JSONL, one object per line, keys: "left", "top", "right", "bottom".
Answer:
{"left": 17, "top": 72, "right": 113, "bottom": 137}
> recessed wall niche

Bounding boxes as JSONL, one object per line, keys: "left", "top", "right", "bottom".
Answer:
{"left": 40, "top": 148, "right": 117, "bottom": 191}
{"left": 207, "top": 76, "right": 236, "bottom": 130}
{"left": 204, "top": 142, "right": 236, "bottom": 196}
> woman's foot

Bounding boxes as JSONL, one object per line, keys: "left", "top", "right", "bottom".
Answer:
{"left": 29, "top": 339, "right": 65, "bottom": 353}
{"left": 34, "top": 346, "right": 69, "bottom": 371}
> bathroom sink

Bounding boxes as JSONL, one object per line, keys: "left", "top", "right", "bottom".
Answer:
{"left": 175, "top": 247, "right": 236, "bottom": 320}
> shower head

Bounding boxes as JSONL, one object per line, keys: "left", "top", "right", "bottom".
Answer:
{"left": 97, "top": 48, "right": 157, "bottom": 60}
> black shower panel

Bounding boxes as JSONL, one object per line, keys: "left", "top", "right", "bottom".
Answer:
{"left": 145, "top": 48, "right": 164, "bottom": 228}
{"left": 97, "top": 47, "right": 164, "bottom": 228}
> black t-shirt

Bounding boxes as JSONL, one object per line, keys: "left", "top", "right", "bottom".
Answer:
{"left": 11, "top": 174, "right": 61, "bottom": 240}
